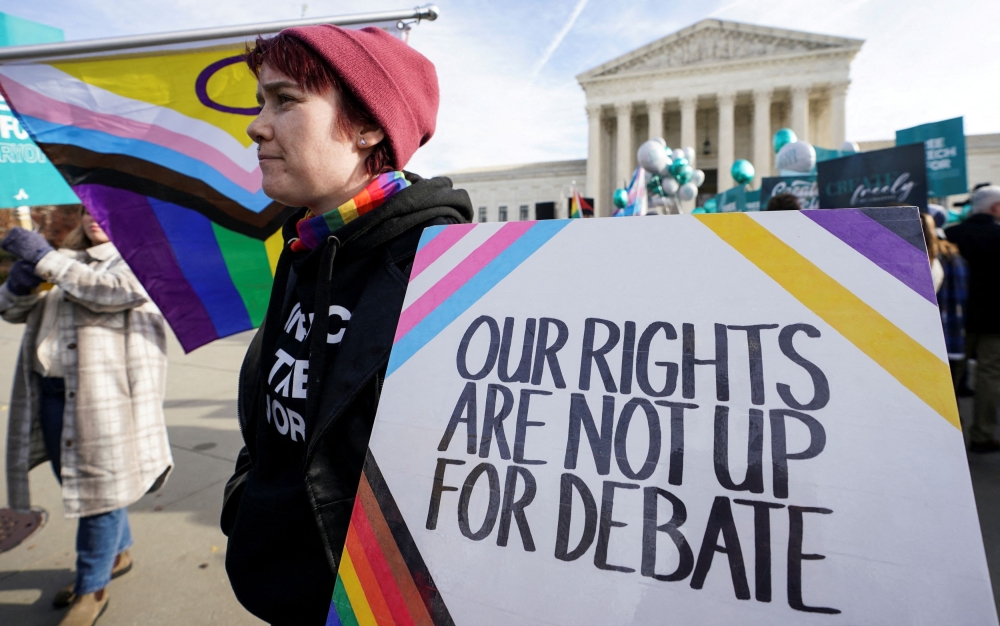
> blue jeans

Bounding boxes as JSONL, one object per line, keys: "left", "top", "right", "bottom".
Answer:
{"left": 39, "top": 377, "right": 134, "bottom": 595}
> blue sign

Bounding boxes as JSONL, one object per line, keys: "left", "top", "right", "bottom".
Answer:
{"left": 760, "top": 176, "right": 819, "bottom": 210}
{"left": 817, "top": 143, "right": 928, "bottom": 212}
{"left": 0, "top": 13, "right": 79, "bottom": 208}
{"left": 896, "top": 117, "right": 967, "bottom": 197}
{"left": 745, "top": 189, "right": 761, "bottom": 211}
{"left": 714, "top": 185, "right": 746, "bottom": 213}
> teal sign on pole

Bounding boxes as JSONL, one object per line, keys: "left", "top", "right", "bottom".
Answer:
{"left": 896, "top": 117, "right": 967, "bottom": 198}
{"left": 0, "top": 12, "right": 80, "bottom": 208}
{"left": 714, "top": 185, "right": 746, "bottom": 213}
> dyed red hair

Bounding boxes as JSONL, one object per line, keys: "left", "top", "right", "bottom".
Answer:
{"left": 245, "top": 33, "right": 394, "bottom": 177}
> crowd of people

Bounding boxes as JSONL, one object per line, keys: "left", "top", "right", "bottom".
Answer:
{"left": 0, "top": 21, "right": 998, "bottom": 626}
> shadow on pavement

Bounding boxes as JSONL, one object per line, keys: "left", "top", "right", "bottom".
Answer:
{"left": 0, "top": 568, "right": 74, "bottom": 626}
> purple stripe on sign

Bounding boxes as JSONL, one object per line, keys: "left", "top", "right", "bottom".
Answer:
{"left": 74, "top": 184, "right": 220, "bottom": 351}
{"left": 804, "top": 209, "right": 937, "bottom": 304}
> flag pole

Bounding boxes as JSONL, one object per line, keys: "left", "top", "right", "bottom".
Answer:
{"left": 0, "top": 5, "right": 439, "bottom": 62}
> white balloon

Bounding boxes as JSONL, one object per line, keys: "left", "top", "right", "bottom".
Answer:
{"left": 692, "top": 169, "right": 706, "bottom": 187}
{"left": 653, "top": 137, "right": 666, "bottom": 147}
{"left": 649, "top": 195, "right": 666, "bottom": 207}
{"left": 637, "top": 140, "right": 670, "bottom": 174}
{"left": 678, "top": 182, "right": 698, "bottom": 202}
{"left": 671, "top": 148, "right": 685, "bottom": 161}
{"left": 775, "top": 141, "right": 816, "bottom": 174}
{"left": 840, "top": 140, "right": 860, "bottom": 153}
{"left": 657, "top": 156, "right": 674, "bottom": 178}
{"left": 662, "top": 178, "right": 680, "bottom": 195}
{"left": 683, "top": 146, "right": 695, "bottom": 162}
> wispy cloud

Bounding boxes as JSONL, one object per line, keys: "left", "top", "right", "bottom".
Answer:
{"left": 529, "top": 0, "right": 588, "bottom": 80}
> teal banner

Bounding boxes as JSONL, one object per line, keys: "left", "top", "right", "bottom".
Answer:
{"left": 896, "top": 117, "right": 967, "bottom": 197}
{"left": 0, "top": 13, "right": 79, "bottom": 208}
{"left": 745, "top": 189, "right": 761, "bottom": 211}
{"left": 715, "top": 185, "right": 746, "bottom": 213}
{"left": 760, "top": 175, "right": 819, "bottom": 210}
{"left": 815, "top": 147, "right": 854, "bottom": 163}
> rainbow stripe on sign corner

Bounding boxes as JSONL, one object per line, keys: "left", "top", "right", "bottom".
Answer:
{"left": 0, "top": 41, "right": 294, "bottom": 351}
{"left": 328, "top": 453, "right": 454, "bottom": 626}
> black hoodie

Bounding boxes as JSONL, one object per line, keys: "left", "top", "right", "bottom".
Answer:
{"left": 222, "top": 174, "right": 472, "bottom": 624}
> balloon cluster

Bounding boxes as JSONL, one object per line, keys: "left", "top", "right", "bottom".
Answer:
{"left": 770, "top": 127, "right": 858, "bottom": 177}
{"left": 613, "top": 139, "right": 706, "bottom": 213}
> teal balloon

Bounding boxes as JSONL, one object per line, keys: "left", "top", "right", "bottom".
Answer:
{"left": 702, "top": 198, "right": 718, "bottom": 213}
{"left": 613, "top": 188, "right": 629, "bottom": 209}
{"left": 674, "top": 164, "right": 694, "bottom": 185}
{"left": 773, "top": 128, "right": 797, "bottom": 154}
{"left": 646, "top": 174, "right": 665, "bottom": 197}
{"left": 731, "top": 159, "right": 755, "bottom": 186}
{"left": 668, "top": 157, "right": 689, "bottom": 178}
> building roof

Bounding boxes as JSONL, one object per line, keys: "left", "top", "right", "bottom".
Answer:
{"left": 577, "top": 19, "right": 864, "bottom": 83}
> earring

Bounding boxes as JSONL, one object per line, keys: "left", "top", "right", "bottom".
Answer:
{"left": 360, "top": 138, "right": 367, "bottom": 146}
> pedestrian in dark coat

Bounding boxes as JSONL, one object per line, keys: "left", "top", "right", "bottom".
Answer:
{"left": 945, "top": 185, "right": 1000, "bottom": 452}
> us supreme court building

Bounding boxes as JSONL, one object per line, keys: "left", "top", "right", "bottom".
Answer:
{"left": 446, "top": 19, "right": 1000, "bottom": 220}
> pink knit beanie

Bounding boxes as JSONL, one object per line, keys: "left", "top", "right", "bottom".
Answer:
{"left": 283, "top": 25, "right": 439, "bottom": 169}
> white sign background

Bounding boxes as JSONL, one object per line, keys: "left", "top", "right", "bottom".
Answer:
{"left": 368, "top": 211, "right": 996, "bottom": 625}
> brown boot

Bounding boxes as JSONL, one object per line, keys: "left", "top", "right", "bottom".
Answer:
{"left": 53, "top": 551, "right": 132, "bottom": 609}
{"left": 58, "top": 589, "right": 108, "bottom": 626}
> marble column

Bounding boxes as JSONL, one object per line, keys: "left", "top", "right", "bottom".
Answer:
{"left": 586, "top": 104, "right": 604, "bottom": 216}
{"left": 679, "top": 96, "right": 697, "bottom": 168}
{"left": 830, "top": 81, "right": 849, "bottom": 148}
{"left": 615, "top": 102, "right": 633, "bottom": 190}
{"left": 752, "top": 88, "right": 773, "bottom": 186}
{"left": 717, "top": 91, "right": 736, "bottom": 192}
{"left": 647, "top": 99, "right": 664, "bottom": 142}
{"left": 790, "top": 85, "right": 810, "bottom": 144}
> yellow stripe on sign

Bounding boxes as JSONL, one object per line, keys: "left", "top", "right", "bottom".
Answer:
{"left": 339, "top": 550, "right": 379, "bottom": 626}
{"left": 695, "top": 213, "right": 960, "bottom": 430}
{"left": 264, "top": 229, "right": 283, "bottom": 276}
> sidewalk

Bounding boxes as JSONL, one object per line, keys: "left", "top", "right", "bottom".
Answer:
{"left": 0, "top": 319, "right": 263, "bottom": 625}
{"left": 1, "top": 318, "right": 999, "bottom": 623}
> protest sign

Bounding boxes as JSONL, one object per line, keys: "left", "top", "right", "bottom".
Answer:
{"left": 896, "top": 117, "right": 967, "bottom": 198}
{"left": 714, "top": 185, "right": 745, "bottom": 213}
{"left": 817, "top": 144, "right": 928, "bottom": 212}
{"left": 328, "top": 210, "right": 996, "bottom": 626}
{"left": 0, "top": 13, "right": 79, "bottom": 208}
{"left": 0, "top": 94, "right": 79, "bottom": 207}
{"left": 760, "top": 176, "right": 818, "bottom": 210}
{"left": 744, "top": 189, "right": 761, "bottom": 211}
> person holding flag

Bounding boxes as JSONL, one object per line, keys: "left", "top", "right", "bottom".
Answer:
{"left": 220, "top": 25, "right": 472, "bottom": 624}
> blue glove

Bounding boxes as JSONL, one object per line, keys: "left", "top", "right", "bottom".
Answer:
{"left": 1, "top": 228, "right": 54, "bottom": 264}
{"left": 6, "top": 260, "right": 43, "bottom": 296}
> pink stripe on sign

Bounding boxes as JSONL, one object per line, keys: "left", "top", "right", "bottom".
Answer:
{"left": 1, "top": 78, "right": 263, "bottom": 192}
{"left": 409, "top": 223, "right": 476, "bottom": 281}
{"left": 394, "top": 222, "right": 533, "bottom": 343}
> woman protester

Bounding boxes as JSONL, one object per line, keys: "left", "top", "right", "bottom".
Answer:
{"left": 221, "top": 26, "right": 472, "bottom": 624}
{"left": 0, "top": 209, "right": 173, "bottom": 625}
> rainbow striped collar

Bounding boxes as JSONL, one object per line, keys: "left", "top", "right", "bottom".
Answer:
{"left": 291, "top": 171, "right": 411, "bottom": 252}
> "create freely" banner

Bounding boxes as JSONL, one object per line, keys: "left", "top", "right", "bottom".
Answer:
{"left": 325, "top": 209, "right": 995, "bottom": 625}
{"left": 817, "top": 144, "right": 928, "bottom": 212}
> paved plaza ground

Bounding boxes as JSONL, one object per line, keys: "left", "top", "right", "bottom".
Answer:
{"left": 0, "top": 318, "right": 999, "bottom": 624}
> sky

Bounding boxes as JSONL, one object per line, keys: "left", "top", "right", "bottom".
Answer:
{"left": 2, "top": 0, "right": 998, "bottom": 176}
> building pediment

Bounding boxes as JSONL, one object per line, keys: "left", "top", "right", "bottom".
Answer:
{"left": 578, "top": 19, "right": 862, "bottom": 82}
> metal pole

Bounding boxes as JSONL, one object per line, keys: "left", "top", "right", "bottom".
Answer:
{"left": 0, "top": 5, "right": 439, "bottom": 62}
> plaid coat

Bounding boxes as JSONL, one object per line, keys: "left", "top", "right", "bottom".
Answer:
{"left": 0, "top": 243, "right": 173, "bottom": 518}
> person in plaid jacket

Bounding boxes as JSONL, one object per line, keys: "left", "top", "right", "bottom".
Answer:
{"left": 0, "top": 209, "right": 173, "bottom": 625}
